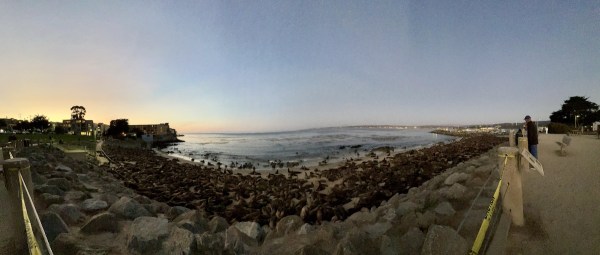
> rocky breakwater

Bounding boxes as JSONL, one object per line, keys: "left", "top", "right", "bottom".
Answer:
{"left": 16, "top": 133, "right": 505, "bottom": 254}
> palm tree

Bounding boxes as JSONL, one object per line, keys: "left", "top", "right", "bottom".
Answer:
{"left": 70, "top": 105, "right": 86, "bottom": 135}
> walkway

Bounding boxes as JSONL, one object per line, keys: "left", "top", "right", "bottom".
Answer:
{"left": 506, "top": 134, "right": 600, "bottom": 254}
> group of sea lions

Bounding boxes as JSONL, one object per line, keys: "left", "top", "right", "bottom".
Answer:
{"left": 103, "top": 134, "right": 505, "bottom": 226}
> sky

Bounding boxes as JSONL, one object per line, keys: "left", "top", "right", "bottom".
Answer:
{"left": 1, "top": 1, "right": 599, "bottom": 133}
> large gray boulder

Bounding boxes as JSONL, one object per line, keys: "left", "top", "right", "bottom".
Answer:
{"left": 434, "top": 201, "right": 456, "bottom": 217}
{"left": 234, "top": 221, "right": 264, "bottom": 243}
{"left": 46, "top": 177, "right": 72, "bottom": 191}
{"left": 421, "top": 225, "right": 468, "bottom": 255}
{"left": 80, "top": 212, "right": 119, "bottom": 234}
{"left": 39, "top": 193, "right": 64, "bottom": 208}
{"left": 109, "top": 196, "right": 152, "bottom": 220}
{"left": 398, "top": 227, "right": 425, "bottom": 255}
{"left": 64, "top": 190, "right": 87, "bottom": 201}
{"left": 48, "top": 203, "right": 85, "bottom": 225}
{"left": 81, "top": 198, "right": 109, "bottom": 213}
{"left": 208, "top": 216, "right": 229, "bottom": 233}
{"left": 224, "top": 226, "right": 258, "bottom": 254}
{"left": 167, "top": 206, "right": 192, "bottom": 219}
{"left": 346, "top": 210, "right": 377, "bottom": 225}
{"left": 35, "top": 184, "right": 65, "bottom": 196}
{"left": 334, "top": 228, "right": 378, "bottom": 255}
{"left": 396, "top": 201, "right": 419, "bottom": 217}
{"left": 196, "top": 232, "right": 227, "bottom": 255}
{"left": 40, "top": 212, "right": 69, "bottom": 242}
{"left": 439, "top": 183, "right": 467, "bottom": 200}
{"left": 161, "top": 227, "right": 196, "bottom": 255}
{"left": 126, "top": 217, "right": 170, "bottom": 255}
{"left": 444, "top": 172, "right": 471, "bottom": 186}
{"left": 264, "top": 215, "right": 303, "bottom": 241}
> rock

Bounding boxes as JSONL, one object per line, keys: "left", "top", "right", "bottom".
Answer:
{"left": 396, "top": 201, "right": 419, "bottom": 217}
{"left": 109, "top": 196, "right": 152, "bottom": 220}
{"left": 40, "top": 212, "right": 69, "bottom": 242}
{"left": 64, "top": 191, "right": 87, "bottom": 201}
{"left": 381, "top": 207, "right": 398, "bottom": 222}
{"left": 293, "top": 244, "right": 330, "bottom": 255}
{"left": 421, "top": 225, "right": 468, "bottom": 255}
{"left": 397, "top": 227, "right": 425, "bottom": 255}
{"left": 444, "top": 172, "right": 470, "bottom": 186}
{"left": 98, "top": 193, "right": 119, "bottom": 205}
{"left": 434, "top": 201, "right": 456, "bottom": 216}
{"left": 167, "top": 206, "right": 192, "bottom": 219}
{"left": 416, "top": 211, "right": 436, "bottom": 229}
{"left": 297, "top": 223, "right": 315, "bottom": 235}
{"left": 81, "top": 198, "right": 109, "bottom": 213}
{"left": 174, "top": 210, "right": 209, "bottom": 234}
{"left": 48, "top": 204, "right": 85, "bottom": 225}
{"left": 127, "top": 217, "right": 170, "bottom": 254}
{"left": 224, "top": 226, "right": 258, "bottom": 254}
{"left": 133, "top": 194, "right": 153, "bottom": 204}
{"left": 440, "top": 183, "right": 467, "bottom": 200}
{"left": 51, "top": 233, "right": 79, "bottom": 255}
{"left": 234, "top": 221, "right": 263, "bottom": 242}
{"left": 346, "top": 211, "right": 377, "bottom": 225}
{"left": 162, "top": 227, "right": 196, "bottom": 255}
{"left": 379, "top": 235, "right": 399, "bottom": 255}
{"left": 208, "top": 216, "right": 229, "bottom": 233}
{"left": 334, "top": 228, "right": 378, "bottom": 255}
{"left": 361, "top": 222, "right": 392, "bottom": 239}
{"left": 265, "top": 215, "right": 303, "bottom": 241}
{"left": 46, "top": 177, "right": 72, "bottom": 191}
{"left": 35, "top": 184, "right": 65, "bottom": 196}
{"left": 196, "top": 232, "right": 226, "bottom": 255}
{"left": 386, "top": 193, "right": 404, "bottom": 208}
{"left": 147, "top": 201, "right": 171, "bottom": 215}
{"left": 31, "top": 170, "right": 47, "bottom": 185}
{"left": 80, "top": 212, "right": 119, "bottom": 233}
{"left": 39, "top": 193, "right": 64, "bottom": 207}
{"left": 55, "top": 163, "right": 72, "bottom": 172}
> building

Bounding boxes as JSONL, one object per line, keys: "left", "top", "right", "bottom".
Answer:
{"left": 129, "top": 123, "right": 178, "bottom": 142}
{"left": 62, "top": 119, "right": 94, "bottom": 135}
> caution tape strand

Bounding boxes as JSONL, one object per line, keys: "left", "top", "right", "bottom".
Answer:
{"left": 469, "top": 154, "right": 512, "bottom": 255}
{"left": 19, "top": 172, "right": 54, "bottom": 255}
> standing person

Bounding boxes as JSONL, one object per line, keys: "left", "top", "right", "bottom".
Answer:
{"left": 524, "top": 115, "right": 539, "bottom": 158}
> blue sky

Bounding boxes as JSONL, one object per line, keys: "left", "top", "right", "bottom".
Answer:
{"left": 1, "top": 1, "right": 599, "bottom": 132}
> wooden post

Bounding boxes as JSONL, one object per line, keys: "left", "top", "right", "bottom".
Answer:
{"left": 518, "top": 137, "right": 529, "bottom": 171}
{"left": 497, "top": 147, "right": 524, "bottom": 226}
{"left": 509, "top": 130, "right": 516, "bottom": 147}
{"left": 2, "top": 158, "right": 33, "bottom": 252}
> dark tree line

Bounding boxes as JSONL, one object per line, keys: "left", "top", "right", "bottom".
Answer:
{"left": 106, "top": 119, "right": 130, "bottom": 138}
{"left": 550, "top": 96, "right": 600, "bottom": 126}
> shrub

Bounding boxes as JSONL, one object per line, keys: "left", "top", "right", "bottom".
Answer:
{"left": 547, "top": 122, "right": 571, "bottom": 134}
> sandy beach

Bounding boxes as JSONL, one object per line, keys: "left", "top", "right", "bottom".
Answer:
{"left": 506, "top": 134, "right": 600, "bottom": 254}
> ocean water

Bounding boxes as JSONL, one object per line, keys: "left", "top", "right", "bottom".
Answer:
{"left": 161, "top": 127, "right": 455, "bottom": 169}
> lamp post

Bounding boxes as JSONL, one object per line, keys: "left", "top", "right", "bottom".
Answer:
{"left": 575, "top": 115, "right": 580, "bottom": 128}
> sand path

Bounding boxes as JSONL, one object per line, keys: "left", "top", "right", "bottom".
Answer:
{"left": 506, "top": 134, "right": 600, "bottom": 254}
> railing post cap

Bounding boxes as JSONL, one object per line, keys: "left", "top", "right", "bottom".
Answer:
{"left": 498, "top": 146, "right": 519, "bottom": 155}
{"left": 3, "top": 158, "right": 31, "bottom": 168}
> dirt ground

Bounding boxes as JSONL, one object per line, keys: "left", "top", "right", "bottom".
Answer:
{"left": 506, "top": 134, "right": 600, "bottom": 254}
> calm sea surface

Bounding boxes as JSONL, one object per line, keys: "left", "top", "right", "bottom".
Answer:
{"left": 161, "top": 127, "right": 455, "bottom": 169}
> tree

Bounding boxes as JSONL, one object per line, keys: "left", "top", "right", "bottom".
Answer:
{"left": 14, "top": 120, "right": 31, "bottom": 132}
{"left": 54, "top": 125, "right": 67, "bottom": 134}
{"left": 31, "top": 115, "right": 50, "bottom": 132}
{"left": 549, "top": 96, "right": 599, "bottom": 126}
{"left": 70, "top": 105, "right": 86, "bottom": 135}
{"left": 107, "top": 119, "right": 129, "bottom": 138}
{"left": 0, "top": 119, "right": 7, "bottom": 129}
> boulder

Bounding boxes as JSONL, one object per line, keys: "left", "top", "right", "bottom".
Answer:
{"left": 147, "top": 201, "right": 171, "bottom": 215}
{"left": 334, "top": 228, "right": 378, "bottom": 255}
{"left": 39, "top": 193, "right": 64, "bottom": 207}
{"left": 346, "top": 210, "right": 377, "bottom": 225}
{"left": 127, "top": 217, "right": 170, "bottom": 254}
{"left": 196, "top": 232, "right": 226, "bottom": 255}
{"left": 55, "top": 163, "right": 72, "bottom": 172}
{"left": 162, "top": 227, "right": 196, "bottom": 255}
{"left": 35, "top": 184, "right": 65, "bottom": 196}
{"left": 64, "top": 191, "right": 87, "bottom": 201}
{"left": 81, "top": 198, "right": 109, "bottom": 213}
{"left": 51, "top": 233, "right": 79, "bottom": 255}
{"left": 297, "top": 223, "right": 315, "bottom": 235}
{"left": 234, "top": 221, "right": 263, "bottom": 242}
{"left": 265, "top": 215, "right": 303, "bottom": 241}
{"left": 379, "top": 235, "right": 399, "bottom": 255}
{"left": 208, "top": 216, "right": 229, "bottom": 233}
{"left": 293, "top": 244, "right": 330, "bottom": 255}
{"left": 133, "top": 194, "right": 153, "bottom": 204}
{"left": 440, "top": 183, "right": 467, "bottom": 200}
{"left": 46, "top": 177, "right": 72, "bottom": 191}
{"left": 421, "top": 225, "right": 468, "bottom": 255}
{"left": 80, "top": 212, "right": 119, "bottom": 233}
{"left": 395, "top": 201, "right": 419, "bottom": 217}
{"left": 416, "top": 211, "right": 436, "bottom": 229}
{"left": 397, "top": 227, "right": 425, "bottom": 255}
{"left": 40, "top": 212, "right": 69, "bottom": 242}
{"left": 444, "top": 172, "right": 471, "bottom": 186}
{"left": 109, "top": 196, "right": 152, "bottom": 220}
{"left": 48, "top": 204, "right": 85, "bottom": 225}
{"left": 174, "top": 210, "right": 209, "bottom": 234}
{"left": 361, "top": 222, "right": 392, "bottom": 239}
{"left": 224, "top": 226, "right": 258, "bottom": 254}
{"left": 167, "top": 206, "right": 192, "bottom": 219}
{"left": 434, "top": 201, "right": 456, "bottom": 217}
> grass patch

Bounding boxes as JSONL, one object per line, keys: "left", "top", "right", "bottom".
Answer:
{"left": 0, "top": 133, "right": 95, "bottom": 144}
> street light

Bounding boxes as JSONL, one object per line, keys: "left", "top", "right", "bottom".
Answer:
{"left": 575, "top": 115, "right": 580, "bottom": 128}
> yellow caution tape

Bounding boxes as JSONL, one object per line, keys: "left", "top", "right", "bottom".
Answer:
{"left": 19, "top": 173, "right": 42, "bottom": 255}
{"left": 469, "top": 154, "right": 511, "bottom": 255}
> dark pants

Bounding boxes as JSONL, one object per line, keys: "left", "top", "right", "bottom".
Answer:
{"left": 529, "top": 144, "right": 538, "bottom": 158}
